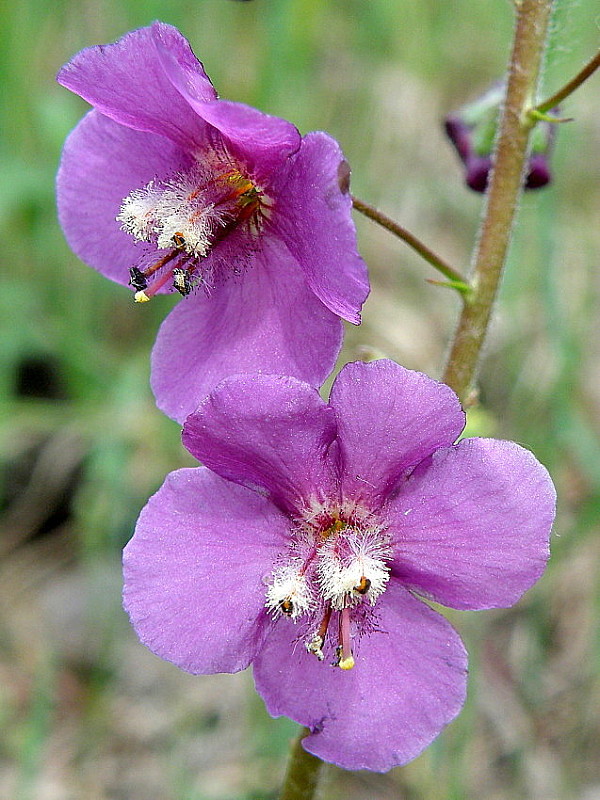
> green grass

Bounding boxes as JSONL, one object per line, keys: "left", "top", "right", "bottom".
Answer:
{"left": 1, "top": 0, "right": 599, "bottom": 798}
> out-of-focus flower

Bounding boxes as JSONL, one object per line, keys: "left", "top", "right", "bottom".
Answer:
{"left": 57, "top": 23, "right": 368, "bottom": 421}
{"left": 445, "top": 83, "right": 556, "bottom": 192}
{"left": 123, "top": 360, "right": 556, "bottom": 771}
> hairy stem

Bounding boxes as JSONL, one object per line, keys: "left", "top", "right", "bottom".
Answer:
{"left": 352, "top": 195, "right": 469, "bottom": 287}
{"left": 442, "top": 0, "right": 555, "bottom": 402}
{"left": 279, "top": 728, "right": 324, "bottom": 800}
{"left": 534, "top": 49, "right": 600, "bottom": 114}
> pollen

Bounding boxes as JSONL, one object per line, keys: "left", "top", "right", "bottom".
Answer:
{"left": 354, "top": 576, "right": 371, "bottom": 595}
{"left": 338, "top": 654, "right": 355, "bottom": 671}
{"left": 279, "top": 598, "right": 295, "bottom": 616}
{"left": 118, "top": 158, "right": 269, "bottom": 300}
{"left": 321, "top": 519, "right": 347, "bottom": 539}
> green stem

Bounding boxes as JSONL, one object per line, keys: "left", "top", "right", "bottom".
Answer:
{"left": 351, "top": 195, "right": 469, "bottom": 287}
{"left": 279, "top": 728, "right": 324, "bottom": 800}
{"left": 534, "top": 48, "right": 600, "bottom": 114}
{"left": 442, "top": 0, "right": 555, "bottom": 402}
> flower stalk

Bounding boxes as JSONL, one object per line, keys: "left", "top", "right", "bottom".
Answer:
{"left": 351, "top": 195, "right": 469, "bottom": 290}
{"left": 533, "top": 48, "right": 600, "bottom": 115}
{"left": 279, "top": 728, "right": 324, "bottom": 800}
{"left": 442, "top": 0, "right": 555, "bottom": 403}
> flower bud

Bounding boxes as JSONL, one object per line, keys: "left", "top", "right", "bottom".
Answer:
{"left": 445, "top": 83, "right": 556, "bottom": 193}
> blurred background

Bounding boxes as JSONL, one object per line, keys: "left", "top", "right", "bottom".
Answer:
{"left": 1, "top": 0, "right": 599, "bottom": 798}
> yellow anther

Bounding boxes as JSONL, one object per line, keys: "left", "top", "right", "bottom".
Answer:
{"left": 353, "top": 576, "right": 371, "bottom": 595}
{"left": 134, "top": 290, "right": 150, "bottom": 303}
{"left": 338, "top": 654, "right": 355, "bottom": 671}
{"left": 279, "top": 598, "right": 294, "bottom": 616}
{"left": 321, "top": 519, "right": 347, "bottom": 539}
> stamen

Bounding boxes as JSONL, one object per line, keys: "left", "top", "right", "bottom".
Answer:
{"left": 306, "top": 605, "right": 332, "bottom": 662}
{"left": 132, "top": 249, "right": 182, "bottom": 302}
{"left": 172, "top": 267, "right": 192, "bottom": 296}
{"left": 119, "top": 159, "right": 272, "bottom": 302}
{"left": 265, "top": 562, "right": 313, "bottom": 620}
{"left": 279, "top": 599, "right": 295, "bottom": 616}
{"left": 337, "top": 607, "right": 355, "bottom": 670}
{"left": 143, "top": 249, "right": 181, "bottom": 279}
{"left": 129, "top": 266, "right": 148, "bottom": 291}
{"left": 318, "top": 528, "right": 391, "bottom": 610}
{"left": 267, "top": 504, "right": 391, "bottom": 669}
{"left": 134, "top": 262, "right": 176, "bottom": 302}
{"left": 354, "top": 576, "right": 371, "bottom": 595}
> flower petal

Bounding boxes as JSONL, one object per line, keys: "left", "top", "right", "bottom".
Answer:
{"left": 387, "top": 438, "right": 555, "bottom": 609}
{"left": 57, "top": 109, "right": 192, "bottom": 286}
{"left": 123, "top": 468, "right": 287, "bottom": 674}
{"left": 150, "top": 21, "right": 301, "bottom": 179}
{"left": 152, "top": 238, "right": 343, "bottom": 424}
{"left": 329, "top": 360, "right": 465, "bottom": 508}
{"left": 181, "top": 371, "right": 339, "bottom": 516}
{"left": 270, "top": 131, "right": 370, "bottom": 324}
{"left": 253, "top": 581, "right": 467, "bottom": 771}
{"left": 57, "top": 22, "right": 214, "bottom": 149}
{"left": 165, "top": 94, "right": 302, "bottom": 183}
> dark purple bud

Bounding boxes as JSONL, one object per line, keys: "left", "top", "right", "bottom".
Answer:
{"left": 444, "top": 84, "right": 557, "bottom": 193}
{"left": 465, "top": 156, "right": 493, "bottom": 193}
{"left": 525, "top": 151, "right": 552, "bottom": 189}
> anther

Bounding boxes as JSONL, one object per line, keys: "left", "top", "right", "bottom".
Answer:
{"left": 338, "top": 653, "right": 355, "bottom": 671}
{"left": 129, "top": 266, "right": 148, "bottom": 291}
{"left": 332, "top": 644, "right": 355, "bottom": 670}
{"left": 306, "top": 605, "right": 332, "bottom": 662}
{"left": 172, "top": 267, "right": 192, "bottom": 296}
{"left": 120, "top": 164, "right": 269, "bottom": 298}
{"left": 307, "top": 633, "right": 325, "bottom": 661}
{"left": 353, "top": 576, "right": 371, "bottom": 595}
{"left": 279, "top": 598, "right": 295, "bottom": 616}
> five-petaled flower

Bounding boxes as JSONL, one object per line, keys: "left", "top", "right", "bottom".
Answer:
{"left": 56, "top": 22, "right": 369, "bottom": 422}
{"left": 123, "top": 360, "right": 556, "bottom": 771}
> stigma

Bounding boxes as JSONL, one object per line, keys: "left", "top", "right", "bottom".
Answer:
{"left": 118, "top": 158, "right": 269, "bottom": 300}
{"left": 265, "top": 503, "right": 392, "bottom": 670}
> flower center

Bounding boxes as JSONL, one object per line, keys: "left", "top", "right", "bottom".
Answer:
{"left": 265, "top": 503, "right": 392, "bottom": 670}
{"left": 117, "top": 159, "right": 269, "bottom": 301}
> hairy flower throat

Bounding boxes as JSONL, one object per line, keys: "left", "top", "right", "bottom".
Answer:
{"left": 266, "top": 504, "right": 392, "bottom": 670}
{"left": 117, "top": 160, "right": 269, "bottom": 300}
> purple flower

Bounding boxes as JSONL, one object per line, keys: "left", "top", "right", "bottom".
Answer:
{"left": 56, "top": 23, "right": 369, "bottom": 422}
{"left": 123, "top": 360, "right": 555, "bottom": 771}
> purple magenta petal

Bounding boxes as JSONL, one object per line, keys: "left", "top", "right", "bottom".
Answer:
{"left": 151, "top": 238, "right": 343, "bottom": 424}
{"left": 329, "top": 360, "right": 465, "bottom": 508}
{"left": 182, "top": 373, "right": 339, "bottom": 517}
{"left": 151, "top": 21, "right": 301, "bottom": 180}
{"left": 167, "top": 95, "right": 302, "bottom": 183}
{"left": 253, "top": 581, "right": 467, "bottom": 771}
{"left": 387, "top": 438, "right": 555, "bottom": 610}
{"left": 57, "top": 109, "right": 193, "bottom": 286}
{"left": 123, "top": 467, "right": 287, "bottom": 674}
{"left": 57, "top": 23, "right": 214, "bottom": 149}
{"left": 270, "top": 131, "right": 369, "bottom": 324}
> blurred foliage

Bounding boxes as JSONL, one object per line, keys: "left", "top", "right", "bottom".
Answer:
{"left": 1, "top": 0, "right": 599, "bottom": 798}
